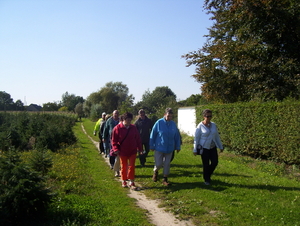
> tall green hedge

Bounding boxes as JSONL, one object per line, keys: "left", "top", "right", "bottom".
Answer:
{"left": 196, "top": 100, "right": 300, "bottom": 165}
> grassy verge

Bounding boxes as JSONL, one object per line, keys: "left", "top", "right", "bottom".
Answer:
{"left": 83, "top": 118, "right": 300, "bottom": 226}
{"left": 43, "top": 118, "right": 152, "bottom": 226}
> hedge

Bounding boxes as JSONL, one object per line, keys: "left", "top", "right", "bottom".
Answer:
{"left": 195, "top": 100, "right": 300, "bottom": 165}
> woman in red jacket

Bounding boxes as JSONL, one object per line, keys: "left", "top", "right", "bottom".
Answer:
{"left": 111, "top": 112, "right": 143, "bottom": 190}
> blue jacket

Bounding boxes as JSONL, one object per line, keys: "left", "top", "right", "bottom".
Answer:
{"left": 150, "top": 117, "right": 181, "bottom": 154}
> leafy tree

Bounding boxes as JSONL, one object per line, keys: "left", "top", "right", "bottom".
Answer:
{"left": 74, "top": 102, "right": 84, "bottom": 120}
{"left": 42, "top": 102, "right": 62, "bottom": 111}
{"left": 14, "top": 100, "right": 25, "bottom": 111}
{"left": 119, "top": 94, "right": 135, "bottom": 114}
{"left": 61, "top": 92, "right": 84, "bottom": 112}
{"left": 85, "top": 81, "right": 131, "bottom": 117}
{"left": 178, "top": 94, "right": 208, "bottom": 106}
{"left": 183, "top": 0, "right": 300, "bottom": 102}
{"left": 138, "top": 86, "right": 177, "bottom": 114}
{"left": 0, "top": 91, "right": 14, "bottom": 111}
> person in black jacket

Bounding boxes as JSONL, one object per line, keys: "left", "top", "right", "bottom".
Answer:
{"left": 134, "top": 109, "right": 152, "bottom": 167}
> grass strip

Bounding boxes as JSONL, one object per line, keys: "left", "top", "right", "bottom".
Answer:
{"left": 83, "top": 118, "right": 300, "bottom": 226}
{"left": 44, "top": 119, "right": 152, "bottom": 226}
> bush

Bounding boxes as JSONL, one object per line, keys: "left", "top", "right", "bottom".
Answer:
{"left": 195, "top": 100, "right": 300, "bottom": 164}
{"left": 0, "top": 148, "right": 54, "bottom": 223}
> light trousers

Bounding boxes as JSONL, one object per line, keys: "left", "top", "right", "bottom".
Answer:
{"left": 153, "top": 151, "right": 173, "bottom": 176}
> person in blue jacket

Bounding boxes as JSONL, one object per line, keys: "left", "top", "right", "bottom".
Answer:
{"left": 150, "top": 108, "right": 181, "bottom": 186}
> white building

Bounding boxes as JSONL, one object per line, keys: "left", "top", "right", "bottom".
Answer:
{"left": 177, "top": 107, "right": 196, "bottom": 136}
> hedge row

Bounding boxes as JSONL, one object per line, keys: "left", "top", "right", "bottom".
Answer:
{"left": 0, "top": 112, "right": 77, "bottom": 152}
{"left": 196, "top": 100, "right": 300, "bottom": 165}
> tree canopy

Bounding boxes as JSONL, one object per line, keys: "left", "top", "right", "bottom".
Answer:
{"left": 183, "top": 0, "right": 300, "bottom": 102}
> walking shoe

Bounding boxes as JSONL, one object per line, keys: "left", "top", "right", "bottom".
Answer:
{"left": 152, "top": 171, "right": 158, "bottom": 182}
{"left": 129, "top": 181, "right": 138, "bottom": 191}
{"left": 115, "top": 171, "right": 120, "bottom": 177}
{"left": 204, "top": 181, "right": 210, "bottom": 185}
{"left": 162, "top": 180, "right": 171, "bottom": 186}
{"left": 122, "top": 181, "right": 128, "bottom": 188}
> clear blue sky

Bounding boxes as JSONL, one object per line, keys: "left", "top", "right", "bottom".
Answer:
{"left": 0, "top": 0, "right": 212, "bottom": 106}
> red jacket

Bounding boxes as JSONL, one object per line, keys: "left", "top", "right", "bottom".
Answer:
{"left": 111, "top": 123, "right": 142, "bottom": 156}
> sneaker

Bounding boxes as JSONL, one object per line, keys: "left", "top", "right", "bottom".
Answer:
{"left": 122, "top": 181, "right": 128, "bottom": 188}
{"left": 115, "top": 171, "right": 120, "bottom": 177}
{"left": 162, "top": 180, "right": 171, "bottom": 186}
{"left": 204, "top": 181, "right": 210, "bottom": 185}
{"left": 152, "top": 171, "right": 158, "bottom": 182}
{"left": 129, "top": 181, "right": 138, "bottom": 190}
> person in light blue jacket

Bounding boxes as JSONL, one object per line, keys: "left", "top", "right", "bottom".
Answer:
{"left": 150, "top": 108, "right": 181, "bottom": 186}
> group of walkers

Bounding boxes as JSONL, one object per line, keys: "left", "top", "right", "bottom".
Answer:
{"left": 94, "top": 108, "right": 223, "bottom": 189}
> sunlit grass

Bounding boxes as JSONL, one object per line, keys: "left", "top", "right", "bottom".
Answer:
{"left": 84, "top": 119, "right": 300, "bottom": 226}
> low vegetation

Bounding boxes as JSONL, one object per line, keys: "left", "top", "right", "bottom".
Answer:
{"left": 1, "top": 113, "right": 300, "bottom": 225}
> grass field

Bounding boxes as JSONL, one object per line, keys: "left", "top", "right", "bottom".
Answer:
{"left": 82, "top": 118, "right": 300, "bottom": 226}
{"left": 34, "top": 117, "right": 300, "bottom": 226}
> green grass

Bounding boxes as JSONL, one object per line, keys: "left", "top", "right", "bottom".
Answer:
{"left": 42, "top": 118, "right": 152, "bottom": 226}
{"left": 39, "top": 118, "right": 300, "bottom": 226}
{"left": 83, "top": 118, "right": 300, "bottom": 226}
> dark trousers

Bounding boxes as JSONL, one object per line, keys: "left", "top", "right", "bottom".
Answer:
{"left": 139, "top": 142, "right": 149, "bottom": 166}
{"left": 201, "top": 147, "right": 218, "bottom": 183}
{"left": 99, "top": 140, "right": 104, "bottom": 153}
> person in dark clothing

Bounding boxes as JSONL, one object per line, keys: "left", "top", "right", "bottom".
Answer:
{"left": 134, "top": 109, "right": 153, "bottom": 167}
{"left": 103, "top": 110, "right": 120, "bottom": 170}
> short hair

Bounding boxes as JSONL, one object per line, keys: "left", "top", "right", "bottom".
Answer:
{"left": 138, "top": 109, "right": 145, "bottom": 114}
{"left": 202, "top": 109, "right": 212, "bottom": 117}
{"left": 122, "top": 112, "right": 133, "bottom": 120}
{"left": 165, "top": 108, "right": 173, "bottom": 114}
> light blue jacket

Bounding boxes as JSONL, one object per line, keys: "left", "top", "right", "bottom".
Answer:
{"left": 150, "top": 117, "right": 181, "bottom": 153}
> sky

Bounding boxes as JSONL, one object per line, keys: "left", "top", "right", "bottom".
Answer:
{"left": 0, "top": 0, "right": 213, "bottom": 106}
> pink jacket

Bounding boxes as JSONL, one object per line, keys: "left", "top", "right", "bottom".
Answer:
{"left": 111, "top": 123, "right": 143, "bottom": 156}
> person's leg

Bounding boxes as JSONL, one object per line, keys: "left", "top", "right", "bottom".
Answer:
{"left": 139, "top": 143, "right": 146, "bottom": 166}
{"left": 170, "top": 150, "right": 175, "bottom": 162}
{"left": 100, "top": 140, "right": 104, "bottom": 154}
{"left": 113, "top": 155, "right": 120, "bottom": 176}
{"left": 128, "top": 153, "right": 137, "bottom": 181}
{"left": 201, "top": 148, "right": 211, "bottom": 184}
{"left": 162, "top": 152, "right": 173, "bottom": 186}
{"left": 120, "top": 155, "right": 128, "bottom": 181}
{"left": 208, "top": 147, "right": 218, "bottom": 181}
{"left": 153, "top": 151, "right": 163, "bottom": 181}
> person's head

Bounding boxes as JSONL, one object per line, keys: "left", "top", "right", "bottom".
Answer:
{"left": 105, "top": 114, "right": 111, "bottom": 120}
{"left": 164, "top": 108, "right": 173, "bottom": 121}
{"left": 138, "top": 109, "right": 146, "bottom": 118}
{"left": 112, "top": 110, "right": 119, "bottom": 120}
{"left": 202, "top": 109, "right": 213, "bottom": 121}
{"left": 122, "top": 112, "right": 133, "bottom": 126}
{"left": 102, "top": 112, "right": 106, "bottom": 119}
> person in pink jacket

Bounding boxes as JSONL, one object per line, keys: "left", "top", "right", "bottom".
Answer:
{"left": 111, "top": 112, "right": 143, "bottom": 190}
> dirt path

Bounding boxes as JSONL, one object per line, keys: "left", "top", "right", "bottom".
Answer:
{"left": 81, "top": 124, "right": 195, "bottom": 226}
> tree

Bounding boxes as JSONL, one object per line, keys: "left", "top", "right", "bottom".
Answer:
{"left": 42, "top": 102, "right": 62, "bottom": 111}
{"left": 178, "top": 94, "right": 208, "bottom": 107}
{"left": 74, "top": 102, "right": 84, "bottom": 120}
{"left": 0, "top": 91, "right": 14, "bottom": 111}
{"left": 14, "top": 100, "right": 25, "bottom": 111}
{"left": 138, "top": 86, "right": 177, "bottom": 114}
{"left": 136, "top": 86, "right": 178, "bottom": 122}
{"left": 61, "top": 92, "right": 84, "bottom": 112}
{"left": 183, "top": 0, "right": 300, "bottom": 102}
{"left": 85, "top": 81, "right": 131, "bottom": 117}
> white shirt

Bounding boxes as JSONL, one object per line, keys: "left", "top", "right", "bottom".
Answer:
{"left": 193, "top": 122, "right": 223, "bottom": 152}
